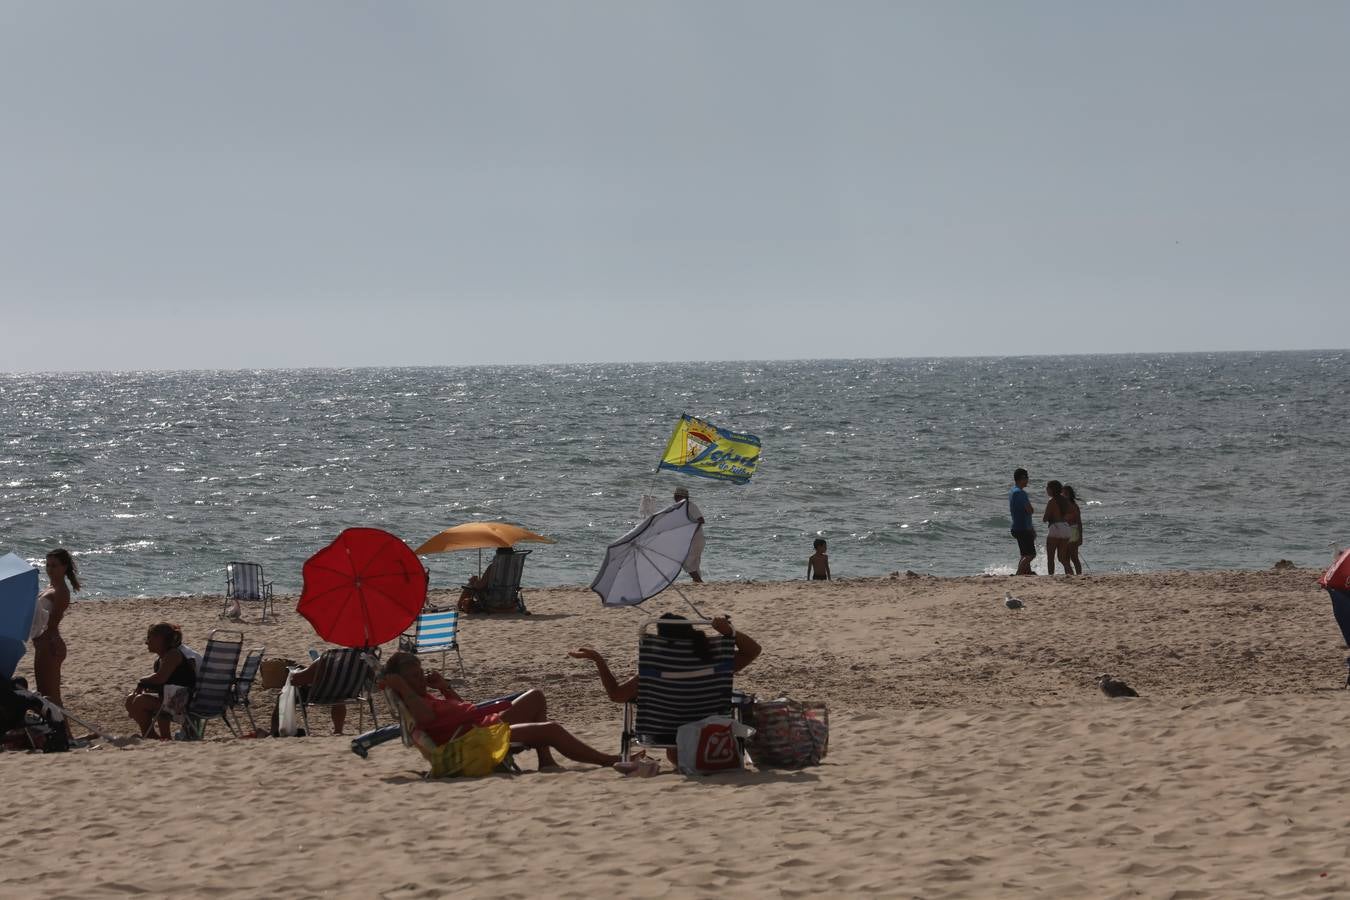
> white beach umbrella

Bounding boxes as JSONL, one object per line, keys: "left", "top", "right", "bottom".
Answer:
{"left": 591, "top": 501, "right": 701, "bottom": 607}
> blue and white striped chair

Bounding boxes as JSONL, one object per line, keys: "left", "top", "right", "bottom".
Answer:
{"left": 224, "top": 562, "right": 275, "bottom": 621}
{"left": 398, "top": 607, "right": 466, "bottom": 682}
{"left": 620, "top": 619, "right": 741, "bottom": 761}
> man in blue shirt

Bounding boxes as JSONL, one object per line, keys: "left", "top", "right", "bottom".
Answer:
{"left": 1009, "top": 467, "right": 1036, "bottom": 575}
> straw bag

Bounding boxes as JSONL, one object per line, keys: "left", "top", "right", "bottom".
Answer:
{"left": 259, "top": 658, "right": 295, "bottom": 690}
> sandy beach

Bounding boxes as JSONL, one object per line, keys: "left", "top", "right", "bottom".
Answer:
{"left": 4, "top": 568, "right": 1348, "bottom": 898}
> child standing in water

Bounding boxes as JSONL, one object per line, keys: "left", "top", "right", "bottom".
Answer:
{"left": 807, "top": 538, "right": 831, "bottom": 580}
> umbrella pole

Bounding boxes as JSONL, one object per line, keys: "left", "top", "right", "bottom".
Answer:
{"left": 670, "top": 584, "right": 705, "bottom": 620}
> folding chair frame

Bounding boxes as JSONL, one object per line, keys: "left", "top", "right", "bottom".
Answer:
{"left": 223, "top": 561, "right": 276, "bottom": 622}
{"left": 226, "top": 647, "right": 266, "bottom": 735}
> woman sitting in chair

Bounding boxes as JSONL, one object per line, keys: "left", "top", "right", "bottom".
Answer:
{"left": 126, "top": 623, "right": 197, "bottom": 739}
{"left": 568, "top": 613, "right": 761, "bottom": 703}
{"left": 458, "top": 547, "right": 510, "bottom": 613}
{"left": 379, "top": 652, "right": 619, "bottom": 770}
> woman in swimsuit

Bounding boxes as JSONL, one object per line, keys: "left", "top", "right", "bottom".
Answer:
{"left": 32, "top": 549, "right": 78, "bottom": 711}
{"left": 1042, "top": 481, "right": 1073, "bottom": 576}
{"left": 126, "top": 623, "right": 198, "bottom": 738}
{"left": 1062, "top": 485, "right": 1084, "bottom": 575}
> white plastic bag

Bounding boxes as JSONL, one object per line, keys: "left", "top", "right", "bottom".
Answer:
{"left": 675, "top": 715, "right": 754, "bottom": 775}
{"left": 276, "top": 673, "right": 299, "bottom": 737}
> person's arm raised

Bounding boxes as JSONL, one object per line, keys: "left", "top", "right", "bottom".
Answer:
{"left": 711, "top": 616, "right": 762, "bottom": 672}
{"left": 568, "top": 648, "right": 637, "bottom": 702}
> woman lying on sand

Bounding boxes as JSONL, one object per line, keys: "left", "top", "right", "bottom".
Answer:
{"left": 568, "top": 613, "right": 762, "bottom": 703}
{"left": 379, "top": 652, "right": 619, "bottom": 770}
{"left": 125, "top": 623, "right": 197, "bottom": 738}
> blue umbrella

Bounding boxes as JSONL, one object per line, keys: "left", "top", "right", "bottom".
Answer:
{"left": 0, "top": 552, "right": 40, "bottom": 680}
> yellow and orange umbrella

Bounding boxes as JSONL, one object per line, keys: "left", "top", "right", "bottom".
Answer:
{"left": 415, "top": 522, "right": 556, "bottom": 556}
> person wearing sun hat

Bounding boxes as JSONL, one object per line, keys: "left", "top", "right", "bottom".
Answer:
{"left": 673, "top": 486, "right": 706, "bottom": 583}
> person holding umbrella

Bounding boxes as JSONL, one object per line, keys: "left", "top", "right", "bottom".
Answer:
{"left": 673, "top": 487, "right": 705, "bottom": 583}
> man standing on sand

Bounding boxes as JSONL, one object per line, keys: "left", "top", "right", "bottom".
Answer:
{"left": 674, "top": 486, "right": 706, "bottom": 583}
{"left": 1009, "top": 468, "right": 1036, "bottom": 576}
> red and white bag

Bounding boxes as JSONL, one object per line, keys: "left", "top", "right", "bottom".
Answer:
{"left": 675, "top": 716, "right": 754, "bottom": 775}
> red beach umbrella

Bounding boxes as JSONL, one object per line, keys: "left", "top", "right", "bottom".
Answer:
{"left": 298, "top": 527, "right": 427, "bottom": 648}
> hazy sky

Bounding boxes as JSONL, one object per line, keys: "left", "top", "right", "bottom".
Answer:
{"left": 1, "top": 2, "right": 1346, "bottom": 371}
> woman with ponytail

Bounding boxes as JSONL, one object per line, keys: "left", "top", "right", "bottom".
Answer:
{"left": 32, "top": 549, "right": 79, "bottom": 710}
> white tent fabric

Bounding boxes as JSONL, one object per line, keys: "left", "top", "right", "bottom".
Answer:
{"left": 591, "top": 501, "right": 701, "bottom": 607}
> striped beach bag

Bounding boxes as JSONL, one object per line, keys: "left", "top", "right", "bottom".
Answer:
{"left": 745, "top": 698, "right": 829, "bottom": 768}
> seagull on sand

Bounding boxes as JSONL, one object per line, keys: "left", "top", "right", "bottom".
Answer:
{"left": 1004, "top": 592, "right": 1024, "bottom": 610}
{"left": 1097, "top": 674, "right": 1138, "bottom": 698}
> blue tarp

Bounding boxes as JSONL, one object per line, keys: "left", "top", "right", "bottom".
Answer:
{"left": 0, "top": 552, "right": 39, "bottom": 680}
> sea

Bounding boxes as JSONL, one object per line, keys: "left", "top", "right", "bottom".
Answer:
{"left": 1, "top": 351, "right": 1346, "bottom": 599}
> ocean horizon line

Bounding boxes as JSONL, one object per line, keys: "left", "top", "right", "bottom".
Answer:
{"left": 1, "top": 346, "right": 1345, "bottom": 377}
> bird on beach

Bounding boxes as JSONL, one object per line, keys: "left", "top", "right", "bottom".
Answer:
{"left": 1097, "top": 674, "right": 1138, "bottom": 698}
{"left": 1004, "top": 592, "right": 1024, "bottom": 610}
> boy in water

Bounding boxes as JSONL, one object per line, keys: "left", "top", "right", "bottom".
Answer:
{"left": 807, "top": 538, "right": 831, "bottom": 580}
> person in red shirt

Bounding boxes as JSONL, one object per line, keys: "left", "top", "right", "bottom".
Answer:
{"left": 380, "top": 652, "right": 618, "bottom": 770}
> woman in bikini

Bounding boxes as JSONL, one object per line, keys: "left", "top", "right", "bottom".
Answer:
{"left": 1062, "top": 485, "right": 1084, "bottom": 576}
{"left": 32, "top": 549, "right": 78, "bottom": 711}
{"left": 1042, "top": 481, "right": 1073, "bottom": 576}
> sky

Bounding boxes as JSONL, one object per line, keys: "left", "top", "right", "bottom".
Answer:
{"left": 0, "top": 1, "right": 1346, "bottom": 371}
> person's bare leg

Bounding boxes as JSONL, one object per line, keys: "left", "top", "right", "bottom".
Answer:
{"left": 331, "top": 704, "right": 346, "bottom": 735}
{"left": 1045, "top": 540, "right": 1058, "bottom": 575}
{"left": 509, "top": 722, "right": 620, "bottom": 767}
{"left": 35, "top": 650, "right": 63, "bottom": 708}
{"left": 127, "top": 694, "right": 158, "bottom": 737}
{"left": 1057, "top": 543, "right": 1072, "bottom": 576}
{"left": 1069, "top": 547, "right": 1082, "bottom": 575}
{"left": 689, "top": 570, "right": 704, "bottom": 584}
{"left": 499, "top": 690, "right": 557, "bottom": 767}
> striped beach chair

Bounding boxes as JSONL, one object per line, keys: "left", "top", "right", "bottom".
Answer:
{"left": 226, "top": 647, "right": 265, "bottom": 734}
{"left": 398, "top": 607, "right": 466, "bottom": 681}
{"left": 185, "top": 629, "right": 244, "bottom": 739}
{"left": 299, "top": 648, "right": 379, "bottom": 734}
{"left": 621, "top": 620, "right": 740, "bottom": 761}
{"left": 224, "top": 562, "right": 275, "bottom": 621}
{"left": 466, "top": 549, "right": 532, "bottom": 614}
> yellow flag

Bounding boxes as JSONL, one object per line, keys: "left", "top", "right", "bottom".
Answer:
{"left": 659, "top": 414, "right": 761, "bottom": 485}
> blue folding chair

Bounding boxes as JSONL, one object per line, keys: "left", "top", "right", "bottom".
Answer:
{"left": 398, "top": 607, "right": 466, "bottom": 682}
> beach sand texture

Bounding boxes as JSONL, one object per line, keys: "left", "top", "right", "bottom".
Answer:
{"left": 4, "top": 570, "right": 1348, "bottom": 898}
